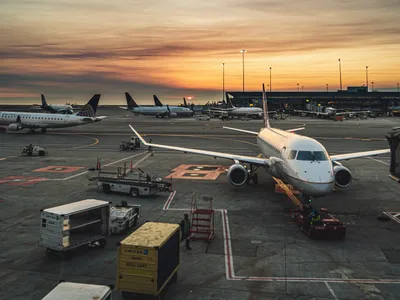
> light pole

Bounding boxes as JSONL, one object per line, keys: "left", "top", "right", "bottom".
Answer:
{"left": 397, "top": 83, "right": 399, "bottom": 93}
{"left": 269, "top": 67, "right": 272, "bottom": 92}
{"left": 222, "top": 63, "right": 225, "bottom": 102}
{"left": 371, "top": 81, "right": 374, "bottom": 91}
{"left": 326, "top": 84, "right": 329, "bottom": 92}
{"left": 338, "top": 59, "right": 342, "bottom": 91}
{"left": 301, "top": 86, "right": 304, "bottom": 92}
{"left": 297, "top": 83, "right": 299, "bottom": 92}
{"left": 240, "top": 50, "right": 246, "bottom": 92}
{"left": 366, "top": 66, "right": 369, "bottom": 91}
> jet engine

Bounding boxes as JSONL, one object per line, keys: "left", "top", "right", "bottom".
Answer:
{"left": 8, "top": 123, "right": 23, "bottom": 131}
{"left": 227, "top": 164, "right": 248, "bottom": 186}
{"left": 333, "top": 164, "right": 352, "bottom": 188}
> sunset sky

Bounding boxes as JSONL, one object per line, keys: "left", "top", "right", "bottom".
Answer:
{"left": 1, "top": 0, "right": 399, "bottom": 104}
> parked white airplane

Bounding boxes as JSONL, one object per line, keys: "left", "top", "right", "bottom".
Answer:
{"left": 129, "top": 84, "right": 389, "bottom": 201}
{"left": 295, "top": 107, "right": 371, "bottom": 118}
{"left": 41, "top": 94, "right": 74, "bottom": 114}
{"left": 0, "top": 94, "right": 106, "bottom": 133}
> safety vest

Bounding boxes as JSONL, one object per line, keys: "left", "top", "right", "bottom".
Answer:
{"left": 311, "top": 215, "right": 321, "bottom": 224}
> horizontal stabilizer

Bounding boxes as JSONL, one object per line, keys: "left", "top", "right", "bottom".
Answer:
{"left": 223, "top": 126, "right": 258, "bottom": 135}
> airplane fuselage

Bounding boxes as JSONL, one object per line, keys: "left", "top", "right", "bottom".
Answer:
{"left": 0, "top": 111, "right": 96, "bottom": 130}
{"left": 257, "top": 128, "right": 335, "bottom": 197}
{"left": 130, "top": 106, "right": 193, "bottom": 117}
{"left": 229, "top": 107, "right": 263, "bottom": 116}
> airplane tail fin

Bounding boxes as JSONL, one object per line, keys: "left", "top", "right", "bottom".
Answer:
{"left": 41, "top": 94, "right": 47, "bottom": 107}
{"left": 262, "top": 84, "right": 270, "bottom": 128}
{"left": 183, "top": 97, "right": 188, "bottom": 107}
{"left": 153, "top": 95, "right": 163, "bottom": 106}
{"left": 227, "top": 99, "right": 235, "bottom": 109}
{"left": 125, "top": 92, "right": 139, "bottom": 108}
{"left": 76, "top": 94, "right": 100, "bottom": 117}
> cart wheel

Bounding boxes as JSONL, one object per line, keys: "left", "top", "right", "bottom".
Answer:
{"left": 98, "top": 238, "right": 107, "bottom": 248}
{"left": 39, "top": 151, "right": 45, "bottom": 156}
{"left": 102, "top": 184, "right": 111, "bottom": 193}
{"left": 131, "top": 188, "right": 139, "bottom": 197}
{"left": 121, "top": 200, "right": 128, "bottom": 207}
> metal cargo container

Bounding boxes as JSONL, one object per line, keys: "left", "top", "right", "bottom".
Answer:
{"left": 39, "top": 199, "right": 111, "bottom": 256}
{"left": 116, "top": 222, "right": 180, "bottom": 299}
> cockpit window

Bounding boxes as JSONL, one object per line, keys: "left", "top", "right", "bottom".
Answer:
{"left": 312, "top": 151, "right": 328, "bottom": 161}
{"left": 297, "top": 151, "right": 314, "bottom": 161}
{"left": 287, "top": 150, "right": 297, "bottom": 160}
{"left": 297, "top": 151, "right": 328, "bottom": 161}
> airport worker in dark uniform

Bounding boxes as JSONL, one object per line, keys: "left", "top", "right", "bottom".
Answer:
{"left": 182, "top": 213, "right": 192, "bottom": 250}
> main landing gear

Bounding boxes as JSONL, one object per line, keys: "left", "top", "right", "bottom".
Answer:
{"left": 28, "top": 128, "right": 47, "bottom": 134}
{"left": 247, "top": 164, "right": 259, "bottom": 184}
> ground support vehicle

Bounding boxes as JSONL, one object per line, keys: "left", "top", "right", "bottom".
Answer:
{"left": 292, "top": 207, "right": 346, "bottom": 239}
{"left": 21, "top": 145, "right": 48, "bottom": 156}
{"left": 110, "top": 201, "right": 142, "bottom": 234}
{"left": 42, "top": 281, "right": 113, "bottom": 300}
{"left": 97, "top": 169, "right": 172, "bottom": 197}
{"left": 39, "top": 199, "right": 111, "bottom": 259}
{"left": 116, "top": 222, "right": 180, "bottom": 300}
{"left": 120, "top": 136, "right": 141, "bottom": 151}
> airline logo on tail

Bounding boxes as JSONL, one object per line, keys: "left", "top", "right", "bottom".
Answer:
{"left": 153, "top": 95, "right": 163, "bottom": 106}
{"left": 125, "top": 93, "right": 139, "bottom": 108}
{"left": 76, "top": 94, "right": 100, "bottom": 118}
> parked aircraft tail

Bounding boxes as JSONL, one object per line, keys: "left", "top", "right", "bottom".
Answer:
{"left": 183, "top": 97, "right": 188, "bottom": 107}
{"left": 153, "top": 95, "right": 163, "bottom": 106}
{"left": 227, "top": 99, "right": 236, "bottom": 109}
{"left": 41, "top": 94, "right": 48, "bottom": 107}
{"left": 262, "top": 84, "right": 270, "bottom": 128}
{"left": 125, "top": 93, "right": 139, "bottom": 108}
{"left": 76, "top": 94, "right": 101, "bottom": 117}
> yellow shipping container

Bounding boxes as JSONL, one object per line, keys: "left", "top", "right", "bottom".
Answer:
{"left": 116, "top": 222, "right": 180, "bottom": 297}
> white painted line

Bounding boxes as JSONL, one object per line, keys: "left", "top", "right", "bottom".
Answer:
{"left": 162, "top": 191, "right": 176, "bottom": 210}
{"left": 325, "top": 281, "right": 339, "bottom": 300}
{"left": 368, "top": 157, "right": 390, "bottom": 165}
{"left": 383, "top": 212, "right": 400, "bottom": 224}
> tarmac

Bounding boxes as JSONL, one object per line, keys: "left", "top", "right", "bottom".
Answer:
{"left": 0, "top": 107, "right": 400, "bottom": 300}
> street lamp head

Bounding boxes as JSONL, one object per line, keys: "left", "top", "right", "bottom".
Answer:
{"left": 269, "top": 67, "right": 272, "bottom": 70}
{"left": 240, "top": 49, "right": 246, "bottom": 53}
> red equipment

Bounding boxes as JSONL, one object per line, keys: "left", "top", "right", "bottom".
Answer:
{"left": 189, "top": 193, "right": 215, "bottom": 242}
{"left": 292, "top": 207, "right": 346, "bottom": 239}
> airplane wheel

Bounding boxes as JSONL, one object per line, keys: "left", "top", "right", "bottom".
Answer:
{"left": 252, "top": 173, "right": 259, "bottom": 184}
{"left": 41, "top": 128, "right": 47, "bottom": 133}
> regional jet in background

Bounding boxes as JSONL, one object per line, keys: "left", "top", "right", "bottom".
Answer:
{"left": 210, "top": 99, "right": 272, "bottom": 119}
{"left": 41, "top": 95, "right": 74, "bottom": 114}
{"left": 130, "top": 84, "right": 389, "bottom": 202}
{"left": 294, "top": 107, "right": 371, "bottom": 119}
{"left": 0, "top": 94, "right": 106, "bottom": 133}
{"left": 120, "top": 93, "right": 193, "bottom": 118}
{"left": 152, "top": 95, "right": 194, "bottom": 117}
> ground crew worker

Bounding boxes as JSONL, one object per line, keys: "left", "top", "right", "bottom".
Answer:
{"left": 309, "top": 210, "right": 322, "bottom": 225}
{"left": 148, "top": 138, "right": 153, "bottom": 155}
{"left": 181, "top": 213, "right": 191, "bottom": 250}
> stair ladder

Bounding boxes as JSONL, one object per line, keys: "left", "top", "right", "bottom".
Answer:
{"left": 189, "top": 193, "right": 215, "bottom": 242}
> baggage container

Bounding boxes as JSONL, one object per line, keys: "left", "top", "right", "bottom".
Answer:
{"left": 116, "top": 222, "right": 180, "bottom": 299}
{"left": 39, "top": 199, "right": 111, "bottom": 257}
{"left": 42, "top": 281, "right": 113, "bottom": 300}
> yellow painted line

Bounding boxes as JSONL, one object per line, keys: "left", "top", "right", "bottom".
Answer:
{"left": 71, "top": 136, "right": 99, "bottom": 149}
{"left": 344, "top": 137, "right": 353, "bottom": 139}
{"left": 0, "top": 156, "right": 18, "bottom": 161}
{"left": 361, "top": 139, "right": 371, "bottom": 141}
{"left": 45, "top": 133, "right": 100, "bottom": 151}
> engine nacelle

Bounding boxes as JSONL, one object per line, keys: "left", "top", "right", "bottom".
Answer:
{"left": 8, "top": 123, "right": 22, "bottom": 131}
{"left": 170, "top": 112, "right": 177, "bottom": 117}
{"left": 227, "top": 164, "right": 248, "bottom": 186}
{"left": 333, "top": 164, "right": 352, "bottom": 188}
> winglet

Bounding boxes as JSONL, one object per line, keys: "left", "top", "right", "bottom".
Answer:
{"left": 262, "top": 83, "right": 270, "bottom": 128}
{"left": 129, "top": 125, "right": 149, "bottom": 146}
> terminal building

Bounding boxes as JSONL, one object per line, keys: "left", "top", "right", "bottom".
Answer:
{"left": 226, "top": 86, "right": 400, "bottom": 114}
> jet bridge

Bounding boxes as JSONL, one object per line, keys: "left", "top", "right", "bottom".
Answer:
{"left": 385, "top": 127, "right": 400, "bottom": 180}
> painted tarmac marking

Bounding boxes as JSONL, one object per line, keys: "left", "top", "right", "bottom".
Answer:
{"left": 325, "top": 281, "right": 339, "bottom": 300}
{"left": 162, "top": 191, "right": 176, "bottom": 210}
{"left": 383, "top": 212, "right": 400, "bottom": 224}
{"left": 162, "top": 196, "right": 400, "bottom": 284}
{"left": 368, "top": 157, "right": 390, "bottom": 166}
{"left": 0, "top": 176, "right": 48, "bottom": 186}
{"left": 166, "top": 164, "right": 227, "bottom": 180}
{"left": 33, "top": 166, "right": 84, "bottom": 173}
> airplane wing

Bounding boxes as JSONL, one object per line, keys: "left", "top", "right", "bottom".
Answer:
{"left": 119, "top": 106, "right": 128, "bottom": 110}
{"left": 330, "top": 149, "right": 390, "bottom": 162}
{"left": 223, "top": 126, "right": 258, "bottom": 135}
{"left": 286, "top": 127, "right": 305, "bottom": 132}
{"left": 95, "top": 116, "right": 107, "bottom": 122}
{"left": 129, "top": 125, "right": 269, "bottom": 166}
